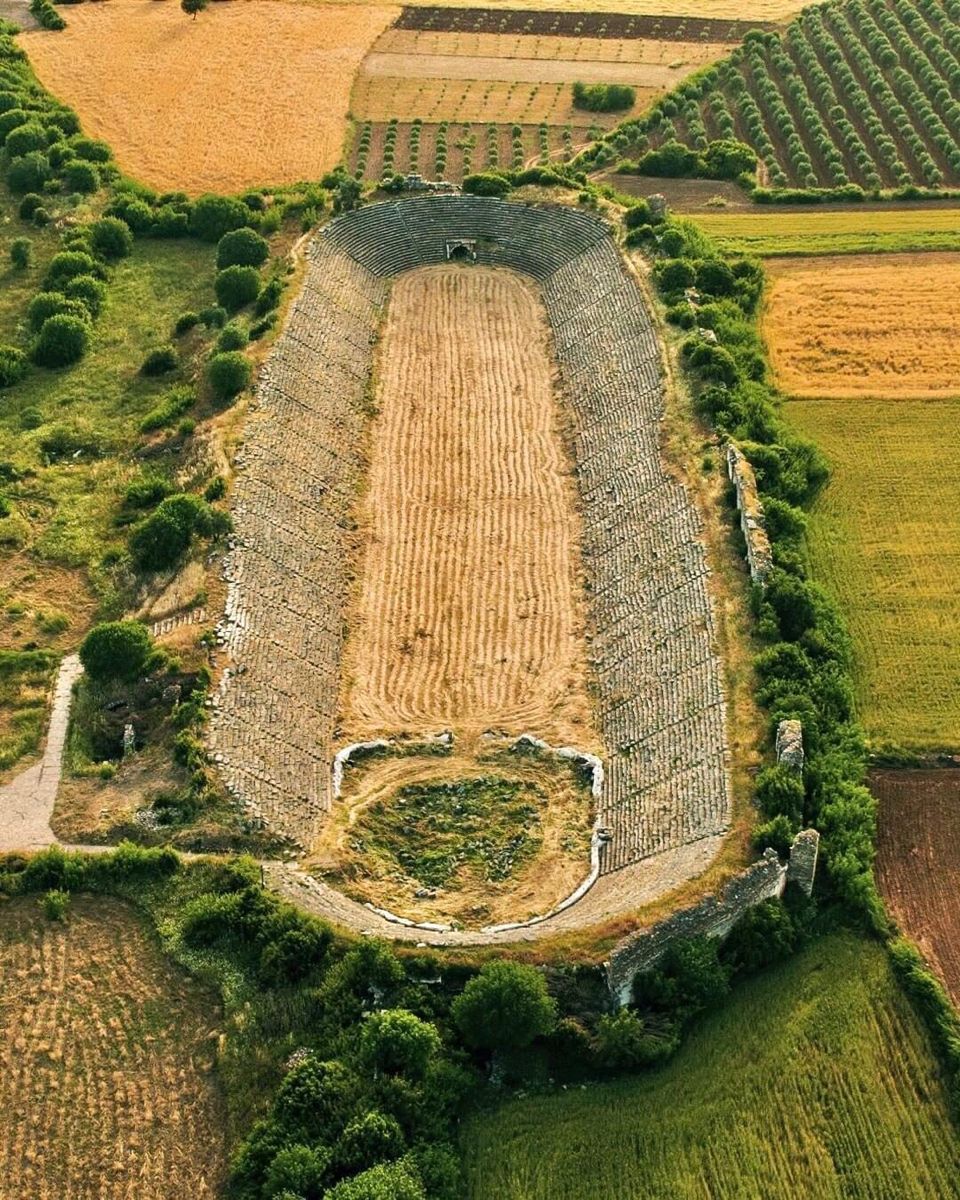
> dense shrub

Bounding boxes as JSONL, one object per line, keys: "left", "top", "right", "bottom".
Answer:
{"left": 216, "top": 322, "right": 248, "bottom": 352}
{"left": 129, "top": 492, "right": 225, "bottom": 571}
{"left": 216, "top": 227, "right": 269, "bottom": 269}
{"left": 27, "top": 291, "right": 87, "bottom": 333}
{"left": 70, "top": 136, "right": 111, "bottom": 163}
{"left": 32, "top": 313, "right": 89, "bottom": 367}
{"left": 595, "top": 1009, "right": 678, "bottom": 1069}
{"left": 572, "top": 81, "right": 636, "bottom": 112}
{"left": 7, "top": 150, "right": 51, "bottom": 194}
{"left": 462, "top": 172, "right": 511, "bottom": 198}
{"left": 79, "top": 620, "right": 153, "bottom": 683}
{"left": 636, "top": 139, "right": 699, "bottom": 177}
{"left": 90, "top": 215, "right": 133, "bottom": 259}
{"left": 174, "top": 311, "right": 199, "bottom": 336}
{"left": 188, "top": 193, "right": 251, "bottom": 242}
{"left": 139, "top": 386, "right": 194, "bottom": 433}
{"left": 452, "top": 961, "right": 556, "bottom": 1051}
{"left": 199, "top": 304, "right": 227, "bottom": 329}
{"left": 207, "top": 350, "right": 252, "bottom": 400}
{"left": 699, "top": 138, "right": 758, "bottom": 180}
{"left": 64, "top": 274, "right": 107, "bottom": 318}
{"left": 44, "top": 250, "right": 97, "bottom": 290}
{"left": 254, "top": 275, "right": 283, "bottom": 315}
{"left": 62, "top": 158, "right": 99, "bottom": 194}
{"left": 633, "top": 936, "right": 730, "bottom": 1021}
{"left": 140, "top": 345, "right": 179, "bottom": 376}
{"left": 9, "top": 236, "right": 31, "bottom": 270}
{"left": 214, "top": 264, "right": 260, "bottom": 311}
{"left": 5, "top": 121, "right": 47, "bottom": 158}
{"left": 0, "top": 345, "right": 26, "bottom": 388}
{"left": 17, "top": 192, "right": 42, "bottom": 220}
{"left": 359, "top": 1010, "right": 441, "bottom": 1078}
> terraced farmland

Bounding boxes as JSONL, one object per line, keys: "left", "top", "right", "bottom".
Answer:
{"left": 585, "top": 0, "right": 960, "bottom": 190}
{"left": 463, "top": 933, "right": 960, "bottom": 1200}
{"left": 0, "top": 896, "right": 225, "bottom": 1198}
{"left": 786, "top": 398, "right": 960, "bottom": 752}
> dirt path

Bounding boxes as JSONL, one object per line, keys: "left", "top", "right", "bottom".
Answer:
{"left": 0, "top": 655, "right": 81, "bottom": 852}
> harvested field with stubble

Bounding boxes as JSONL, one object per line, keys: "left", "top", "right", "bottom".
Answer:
{"left": 341, "top": 266, "right": 595, "bottom": 747}
{"left": 763, "top": 254, "right": 960, "bottom": 400}
{"left": 874, "top": 768, "right": 960, "bottom": 1008}
{"left": 0, "top": 895, "right": 225, "bottom": 1198}
{"left": 21, "top": 0, "right": 397, "bottom": 194}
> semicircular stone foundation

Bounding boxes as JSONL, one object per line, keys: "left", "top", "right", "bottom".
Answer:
{"left": 210, "top": 196, "right": 732, "bottom": 941}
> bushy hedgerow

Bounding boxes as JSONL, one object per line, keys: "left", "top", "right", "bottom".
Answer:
{"left": 572, "top": 81, "right": 636, "bottom": 112}
{"left": 646, "top": 214, "right": 882, "bottom": 926}
{"left": 462, "top": 172, "right": 512, "bottom": 198}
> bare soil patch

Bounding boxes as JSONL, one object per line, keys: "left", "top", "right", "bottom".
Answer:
{"left": 763, "top": 253, "right": 960, "bottom": 400}
{"left": 341, "top": 265, "right": 595, "bottom": 746}
{"left": 21, "top": 0, "right": 397, "bottom": 194}
{"left": 0, "top": 895, "right": 225, "bottom": 1197}
{"left": 874, "top": 768, "right": 960, "bottom": 1007}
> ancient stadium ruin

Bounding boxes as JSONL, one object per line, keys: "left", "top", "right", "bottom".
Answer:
{"left": 210, "top": 197, "right": 732, "bottom": 942}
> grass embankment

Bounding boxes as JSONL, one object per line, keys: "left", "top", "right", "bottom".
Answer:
{"left": 786, "top": 399, "right": 960, "bottom": 754}
{"left": 695, "top": 208, "right": 960, "bottom": 257}
{"left": 462, "top": 932, "right": 960, "bottom": 1200}
{"left": 0, "top": 204, "right": 214, "bottom": 774}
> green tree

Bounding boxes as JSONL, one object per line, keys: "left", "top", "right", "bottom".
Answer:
{"left": 216, "top": 227, "right": 269, "bottom": 269}
{"left": 699, "top": 138, "right": 757, "bottom": 181}
{"left": 79, "top": 620, "right": 153, "bottom": 683}
{"left": 215, "top": 264, "right": 261, "bottom": 311}
{"left": 334, "top": 1111, "right": 405, "bottom": 1177}
{"left": 595, "top": 1008, "right": 678, "bottom": 1069}
{"left": 207, "top": 350, "right": 252, "bottom": 400}
{"left": 325, "top": 1160, "right": 424, "bottom": 1200}
{"left": 452, "top": 961, "right": 556, "bottom": 1051}
{"left": 359, "top": 1010, "right": 441, "bottom": 1078}
{"left": 0, "top": 345, "right": 26, "bottom": 388}
{"left": 129, "top": 493, "right": 213, "bottom": 572}
{"left": 181, "top": 0, "right": 207, "bottom": 19}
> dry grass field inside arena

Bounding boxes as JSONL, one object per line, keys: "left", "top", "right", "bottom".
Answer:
{"left": 874, "top": 769, "right": 960, "bottom": 1009}
{"left": 21, "top": 0, "right": 397, "bottom": 194}
{"left": 0, "top": 895, "right": 225, "bottom": 1198}
{"left": 786, "top": 399, "right": 960, "bottom": 752}
{"left": 341, "top": 266, "right": 594, "bottom": 747}
{"left": 762, "top": 254, "right": 960, "bottom": 400}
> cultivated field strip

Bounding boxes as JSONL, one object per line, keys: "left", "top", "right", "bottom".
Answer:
{"left": 342, "top": 267, "right": 593, "bottom": 740}
{"left": 215, "top": 198, "right": 730, "bottom": 884}
{"left": 0, "top": 897, "right": 225, "bottom": 1198}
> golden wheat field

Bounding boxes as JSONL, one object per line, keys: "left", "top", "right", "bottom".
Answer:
{"left": 340, "top": 266, "right": 594, "bottom": 746}
{"left": 21, "top": 0, "right": 397, "bottom": 194}
{"left": 0, "top": 895, "right": 225, "bottom": 1199}
{"left": 762, "top": 254, "right": 960, "bottom": 400}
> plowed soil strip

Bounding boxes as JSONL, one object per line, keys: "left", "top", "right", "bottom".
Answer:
{"left": 395, "top": 7, "right": 780, "bottom": 39}
{"left": 340, "top": 265, "right": 595, "bottom": 746}
{"left": 874, "top": 768, "right": 960, "bottom": 1008}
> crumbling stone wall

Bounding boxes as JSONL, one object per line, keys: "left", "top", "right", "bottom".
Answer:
{"left": 605, "top": 829, "right": 820, "bottom": 1006}
{"left": 726, "top": 442, "right": 773, "bottom": 586}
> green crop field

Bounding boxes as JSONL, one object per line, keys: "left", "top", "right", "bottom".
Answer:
{"left": 462, "top": 933, "right": 960, "bottom": 1200}
{"left": 695, "top": 207, "right": 960, "bottom": 256}
{"left": 786, "top": 399, "right": 960, "bottom": 753}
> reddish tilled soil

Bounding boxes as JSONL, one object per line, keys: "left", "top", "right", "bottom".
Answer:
{"left": 396, "top": 7, "right": 777, "bottom": 41}
{"left": 874, "top": 768, "right": 960, "bottom": 1007}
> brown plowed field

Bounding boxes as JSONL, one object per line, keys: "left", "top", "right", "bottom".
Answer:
{"left": 874, "top": 768, "right": 960, "bottom": 1007}
{"left": 395, "top": 7, "right": 784, "bottom": 37}
{"left": 340, "top": 265, "right": 595, "bottom": 747}
{"left": 0, "top": 895, "right": 225, "bottom": 1197}
{"left": 21, "top": 0, "right": 396, "bottom": 194}
{"left": 762, "top": 254, "right": 960, "bottom": 400}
